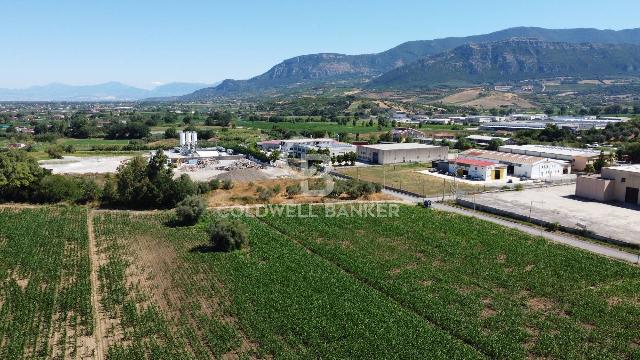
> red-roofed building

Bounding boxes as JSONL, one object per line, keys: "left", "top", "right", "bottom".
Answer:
{"left": 448, "top": 157, "right": 507, "bottom": 181}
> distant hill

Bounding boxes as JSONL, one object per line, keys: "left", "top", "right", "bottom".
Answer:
{"left": 0, "top": 82, "right": 212, "bottom": 101}
{"left": 368, "top": 39, "right": 640, "bottom": 88}
{"left": 182, "top": 27, "right": 640, "bottom": 100}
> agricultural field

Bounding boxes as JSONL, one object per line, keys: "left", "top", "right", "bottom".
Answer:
{"left": 237, "top": 120, "right": 391, "bottom": 135}
{"left": 337, "top": 163, "right": 487, "bottom": 197}
{"left": 0, "top": 207, "right": 93, "bottom": 359}
{"left": 90, "top": 205, "right": 638, "bottom": 359}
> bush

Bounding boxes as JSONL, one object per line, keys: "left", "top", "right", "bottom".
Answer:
{"left": 547, "top": 222, "right": 560, "bottom": 232}
{"left": 272, "top": 184, "right": 281, "bottom": 194}
{"left": 257, "top": 188, "right": 274, "bottom": 202}
{"left": 208, "top": 218, "right": 247, "bottom": 252}
{"left": 514, "top": 184, "right": 524, "bottom": 191}
{"left": 209, "top": 179, "right": 220, "bottom": 190}
{"left": 286, "top": 183, "right": 302, "bottom": 197}
{"left": 221, "top": 180, "right": 234, "bottom": 190}
{"left": 46, "top": 145, "right": 64, "bottom": 159}
{"left": 175, "top": 195, "right": 206, "bottom": 225}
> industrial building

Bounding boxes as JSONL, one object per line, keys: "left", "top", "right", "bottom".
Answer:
{"left": 278, "top": 138, "right": 337, "bottom": 153}
{"left": 460, "top": 149, "right": 571, "bottom": 179}
{"left": 466, "top": 135, "right": 513, "bottom": 146}
{"left": 498, "top": 144, "right": 609, "bottom": 171}
{"left": 448, "top": 158, "right": 507, "bottom": 181}
{"left": 290, "top": 142, "right": 357, "bottom": 159}
{"left": 164, "top": 131, "right": 242, "bottom": 164}
{"left": 576, "top": 165, "right": 640, "bottom": 205}
{"left": 357, "top": 143, "right": 448, "bottom": 165}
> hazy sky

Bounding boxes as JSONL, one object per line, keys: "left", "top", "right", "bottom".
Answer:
{"left": 1, "top": 0, "right": 639, "bottom": 88}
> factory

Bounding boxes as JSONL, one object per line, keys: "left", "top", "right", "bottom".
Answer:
{"left": 163, "top": 131, "right": 242, "bottom": 164}
{"left": 460, "top": 149, "right": 571, "bottom": 179}
{"left": 357, "top": 143, "right": 448, "bottom": 165}
{"left": 466, "top": 135, "right": 513, "bottom": 146}
{"left": 498, "top": 144, "right": 610, "bottom": 171}
{"left": 576, "top": 165, "right": 640, "bottom": 205}
{"left": 290, "top": 142, "right": 357, "bottom": 158}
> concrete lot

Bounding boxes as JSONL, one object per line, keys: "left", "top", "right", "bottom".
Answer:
{"left": 40, "top": 156, "right": 132, "bottom": 174}
{"left": 466, "top": 184, "right": 640, "bottom": 246}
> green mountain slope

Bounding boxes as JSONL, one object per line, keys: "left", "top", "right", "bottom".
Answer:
{"left": 368, "top": 39, "right": 640, "bottom": 88}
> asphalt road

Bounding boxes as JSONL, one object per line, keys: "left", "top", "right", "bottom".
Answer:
{"left": 382, "top": 189, "right": 640, "bottom": 265}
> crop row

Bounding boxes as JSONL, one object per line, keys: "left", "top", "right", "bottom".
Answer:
{"left": 93, "top": 211, "right": 485, "bottom": 359}
{"left": 261, "top": 204, "right": 640, "bottom": 359}
{"left": 0, "top": 207, "right": 92, "bottom": 359}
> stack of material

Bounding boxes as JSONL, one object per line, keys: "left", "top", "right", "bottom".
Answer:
{"left": 216, "top": 159, "right": 264, "bottom": 171}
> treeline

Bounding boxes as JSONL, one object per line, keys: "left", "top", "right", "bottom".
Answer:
{"left": 0, "top": 150, "right": 229, "bottom": 209}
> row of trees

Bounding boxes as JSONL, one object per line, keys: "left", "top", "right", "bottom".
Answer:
{"left": 0, "top": 150, "right": 229, "bottom": 209}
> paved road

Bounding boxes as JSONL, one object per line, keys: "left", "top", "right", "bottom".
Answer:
{"left": 382, "top": 189, "right": 640, "bottom": 265}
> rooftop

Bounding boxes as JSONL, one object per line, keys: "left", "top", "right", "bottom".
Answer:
{"left": 607, "top": 164, "right": 640, "bottom": 173}
{"left": 454, "top": 158, "right": 503, "bottom": 167}
{"left": 467, "top": 135, "right": 511, "bottom": 142}
{"left": 462, "top": 149, "right": 548, "bottom": 165}
{"left": 363, "top": 143, "right": 442, "bottom": 151}
{"left": 499, "top": 144, "right": 605, "bottom": 157}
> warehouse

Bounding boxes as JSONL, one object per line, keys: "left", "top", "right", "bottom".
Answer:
{"left": 576, "top": 165, "right": 640, "bottom": 205}
{"left": 448, "top": 158, "right": 507, "bottom": 181}
{"left": 460, "top": 149, "right": 571, "bottom": 179}
{"left": 358, "top": 143, "right": 448, "bottom": 165}
{"left": 290, "top": 142, "right": 357, "bottom": 158}
{"left": 499, "top": 144, "right": 608, "bottom": 171}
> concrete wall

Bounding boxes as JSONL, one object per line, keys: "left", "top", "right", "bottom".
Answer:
{"left": 602, "top": 168, "right": 640, "bottom": 205}
{"left": 575, "top": 176, "right": 614, "bottom": 201}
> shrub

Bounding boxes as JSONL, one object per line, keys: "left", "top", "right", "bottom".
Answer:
{"left": 209, "top": 179, "right": 220, "bottom": 190}
{"left": 286, "top": 183, "right": 302, "bottom": 197}
{"left": 272, "top": 184, "right": 281, "bottom": 194}
{"left": 547, "top": 222, "right": 560, "bottom": 232}
{"left": 175, "top": 195, "right": 206, "bottom": 225}
{"left": 257, "top": 188, "right": 274, "bottom": 202}
{"left": 221, "top": 180, "right": 234, "bottom": 190}
{"left": 35, "top": 175, "right": 83, "bottom": 203}
{"left": 46, "top": 145, "right": 64, "bottom": 159}
{"left": 514, "top": 184, "right": 524, "bottom": 191}
{"left": 208, "top": 218, "right": 247, "bottom": 252}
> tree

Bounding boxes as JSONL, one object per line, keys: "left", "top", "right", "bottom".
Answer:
{"left": 164, "top": 127, "right": 178, "bottom": 139}
{"left": 47, "top": 145, "right": 65, "bottom": 159}
{"left": 268, "top": 150, "right": 281, "bottom": 163}
{"left": 583, "top": 164, "right": 596, "bottom": 174}
{"left": 175, "top": 195, "right": 206, "bottom": 225}
{"left": 208, "top": 218, "right": 247, "bottom": 252}
{"left": 486, "top": 139, "right": 504, "bottom": 151}
{"left": 0, "top": 151, "right": 49, "bottom": 202}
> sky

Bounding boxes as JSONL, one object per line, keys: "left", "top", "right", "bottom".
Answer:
{"left": 1, "top": 0, "right": 639, "bottom": 89}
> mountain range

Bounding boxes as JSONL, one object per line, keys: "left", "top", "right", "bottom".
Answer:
{"left": 0, "top": 82, "right": 214, "bottom": 102}
{"left": 370, "top": 39, "right": 640, "bottom": 88}
{"left": 183, "top": 27, "right": 640, "bottom": 100}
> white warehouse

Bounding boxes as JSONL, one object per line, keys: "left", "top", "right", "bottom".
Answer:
{"left": 460, "top": 149, "right": 571, "bottom": 179}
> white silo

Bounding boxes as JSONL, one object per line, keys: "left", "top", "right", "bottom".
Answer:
{"left": 192, "top": 131, "right": 198, "bottom": 147}
{"left": 179, "top": 131, "right": 186, "bottom": 146}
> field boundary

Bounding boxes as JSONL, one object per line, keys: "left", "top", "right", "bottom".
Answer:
{"left": 87, "top": 210, "right": 106, "bottom": 360}
{"left": 252, "top": 214, "right": 491, "bottom": 359}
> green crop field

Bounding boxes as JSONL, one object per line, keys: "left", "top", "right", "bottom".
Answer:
{"left": 0, "top": 207, "right": 92, "bottom": 359}
{"left": 0, "top": 205, "right": 638, "bottom": 359}
{"left": 87, "top": 205, "right": 639, "bottom": 359}
{"left": 237, "top": 120, "right": 391, "bottom": 134}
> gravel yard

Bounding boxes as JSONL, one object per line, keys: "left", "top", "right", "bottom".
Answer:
{"left": 464, "top": 184, "right": 640, "bottom": 246}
